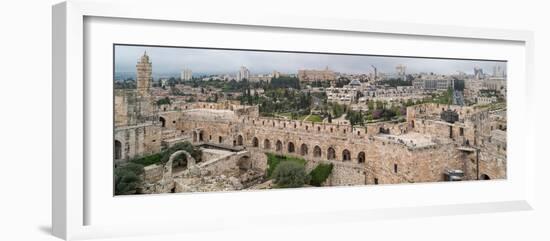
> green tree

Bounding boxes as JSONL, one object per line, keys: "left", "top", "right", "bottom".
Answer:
{"left": 114, "top": 162, "right": 144, "bottom": 195}
{"left": 309, "top": 163, "right": 333, "bottom": 187}
{"left": 272, "top": 161, "right": 309, "bottom": 188}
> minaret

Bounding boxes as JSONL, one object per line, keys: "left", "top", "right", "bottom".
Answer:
{"left": 136, "top": 51, "right": 152, "bottom": 96}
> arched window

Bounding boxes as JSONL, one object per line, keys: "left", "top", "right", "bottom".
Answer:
{"left": 159, "top": 117, "right": 166, "bottom": 127}
{"left": 342, "top": 149, "right": 351, "bottom": 161}
{"left": 313, "top": 146, "right": 322, "bottom": 157}
{"left": 358, "top": 152, "right": 365, "bottom": 164}
{"left": 276, "top": 140, "right": 283, "bottom": 152}
{"left": 264, "top": 139, "right": 271, "bottom": 149}
{"left": 288, "top": 142, "right": 295, "bottom": 153}
{"left": 237, "top": 135, "right": 243, "bottom": 146}
{"left": 252, "top": 137, "right": 259, "bottom": 147}
{"left": 218, "top": 136, "right": 223, "bottom": 143}
{"left": 114, "top": 140, "right": 122, "bottom": 160}
{"left": 300, "top": 144, "right": 308, "bottom": 156}
{"left": 327, "top": 147, "right": 336, "bottom": 160}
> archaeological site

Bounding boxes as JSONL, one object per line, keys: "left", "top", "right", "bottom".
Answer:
{"left": 113, "top": 46, "right": 507, "bottom": 195}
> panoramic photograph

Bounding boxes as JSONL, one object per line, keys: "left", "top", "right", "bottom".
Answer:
{"left": 113, "top": 44, "right": 507, "bottom": 195}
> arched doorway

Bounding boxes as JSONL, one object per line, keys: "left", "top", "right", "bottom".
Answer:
{"left": 327, "top": 147, "right": 336, "bottom": 160}
{"left": 480, "top": 174, "right": 491, "bottom": 180}
{"left": 199, "top": 130, "right": 204, "bottom": 142}
{"left": 237, "top": 156, "right": 252, "bottom": 171}
{"left": 237, "top": 135, "right": 243, "bottom": 146}
{"left": 276, "top": 140, "right": 283, "bottom": 152}
{"left": 159, "top": 116, "right": 166, "bottom": 127}
{"left": 114, "top": 140, "right": 122, "bottom": 160}
{"left": 342, "top": 149, "right": 351, "bottom": 161}
{"left": 288, "top": 142, "right": 295, "bottom": 153}
{"left": 357, "top": 151, "right": 365, "bottom": 164}
{"left": 252, "top": 137, "right": 259, "bottom": 147}
{"left": 300, "top": 144, "right": 308, "bottom": 156}
{"left": 264, "top": 139, "right": 271, "bottom": 149}
{"left": 313, "top": 146, "right": 322, "bottom": 158}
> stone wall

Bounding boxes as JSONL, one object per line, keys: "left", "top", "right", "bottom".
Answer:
{"left": 114, "top": 123, "right": 162, "bottom": 163}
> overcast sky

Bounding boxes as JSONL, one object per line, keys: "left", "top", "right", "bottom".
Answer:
{"left": 114, "top": 45, "right": 507, "bottom": 76}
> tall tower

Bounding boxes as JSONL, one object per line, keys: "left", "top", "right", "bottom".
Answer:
{"left": 136, "top": 51, "right": 152, "bottom": 96}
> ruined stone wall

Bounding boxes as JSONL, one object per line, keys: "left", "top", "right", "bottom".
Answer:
{"left": 140, "top": 159, "right": 174, "bottom": 194}
{"left": 114, "top": 123, "right": 162, "bottom": 163}
{"left": 365, "top": 142, "right": 469, "bottom": 184}
{"left": 158, "top": 111, "right": 180, "bottom": 129}
{"left": 197, "top": 150, "right": 267, "bottom": 176}
{"left": 114, "top": 89, "right": 157, "bottom": 127}
{"left": 123, "top": 100, "right": 505, "bottom": 187}
{"left": 181, "top": 115, "right": 481, "bottom": 185}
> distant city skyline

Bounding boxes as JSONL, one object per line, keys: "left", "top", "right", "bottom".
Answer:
{"left": 114, "top": 45, "right": 507, "bottom": 77}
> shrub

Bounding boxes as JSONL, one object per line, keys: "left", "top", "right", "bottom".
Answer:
{"left": 266, "top": 153, "right": 306, "bottom": 178}
{"left": 272, "top": 161, "right": 309, "bottom": 188}
{"left": 309, "top": 163, "right": 333, "bottom": 187}
{"left": 156, "top": 97, "right": 171, "bottom": 106}
{"left": 114, "top": 163, "right": 144, "bottom": 195}
{"left": 129, "top": 141, "right": 201, "bottom": 166}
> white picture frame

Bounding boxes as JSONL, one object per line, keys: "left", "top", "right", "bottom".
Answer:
{"left": 52, "top": 0, "right": 536, "bottom": 240}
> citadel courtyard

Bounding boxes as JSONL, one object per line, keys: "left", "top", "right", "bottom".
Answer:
{"left": 113, "top": 46, "right": 506, "bottom": 195}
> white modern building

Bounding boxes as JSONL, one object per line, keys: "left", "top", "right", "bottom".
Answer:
{"left": 237, "top": 66, "right": 250, "bottom": 81}
{"left": 181, "top": 68, "right": 193, "bottom": 81}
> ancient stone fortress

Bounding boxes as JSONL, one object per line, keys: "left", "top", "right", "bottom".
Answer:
{"left": 114, "top": 52, "right": 506, "bottom": 194}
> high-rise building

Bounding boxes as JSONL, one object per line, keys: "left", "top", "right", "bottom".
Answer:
{"left": 493, "top": 65, "right": 505, "bottom": 78}
{"left": 396, "top": 64, "right": 406, "bottom": 80}
{"left": 136, "top": 51, "right": 152, "bottom": 96}
{"left": 474, "top": 67, "right": 484, "bottom": 80}
{"left": 237, "top": 66, "right": 250, "bottom": 81}
{"left": 181, "top": 68, "right": 193, "bottom": 81}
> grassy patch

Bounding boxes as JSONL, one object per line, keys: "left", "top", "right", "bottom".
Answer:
{"left": 130, "top": 153, "right": 164, "bottom": 166}
{"left": 305, "top": 114, "right": 323, "bottom": 123}
{"left": 309, "top": 163, "right": 334, "bottom": 187}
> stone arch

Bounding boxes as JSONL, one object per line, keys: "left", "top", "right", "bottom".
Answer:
{"left": 169, "top": 150, "right": 196, "bottom": 169}
{"left": 288, "top": 142, "right": 295, "bottom": 153}
{"left": 159, "top": 116, "right": 166, "bottom": 127}
{"left": 327, "top": 147, "right": 336, "bottom": 160}
{"left": 480, "top": 174, "right": 491, "bottom": 180}
{"left": 264, "top": 139, "right": 271, "bottom": 149}
{"left": 237, "top": 155, "right": 252, "bottom": 171}
{"left": 276, "top": 140, "right": 283, "bottom": 152}
{"left": 114, "top": 140, "right": 122, "bottom": 160}
{"left": 313, "top": 146, "right": 322, "bottom": 158}
{"left": 237, "top": 135, "right": 244, "bottom": 146}
{"left": 300, "top": 143, "right": 308, "bottom": 156}
{"left": 252, "top": 137, "right": 259, "bottom": 147}
{"left": 357, "top": 151, "right": 365, "bottom": 164}
{"left": 342, "top": 149, "right": 351, "bottom": 161}
{"left": 193, "top": 132, "right": 197, "bottom": 142}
